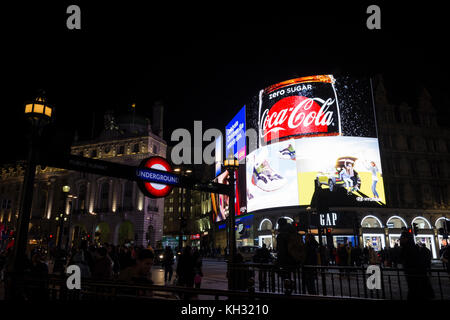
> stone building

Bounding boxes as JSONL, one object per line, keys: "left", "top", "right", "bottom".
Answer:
{"left": 161, "top": 163, "right": 213, "bottom": 251}
{"left": 0, "top": 105, "right": 167, "bottom": 249}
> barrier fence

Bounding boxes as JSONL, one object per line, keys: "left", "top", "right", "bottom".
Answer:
{"left": 3, "top": 263, "right": 450, "bottom": 301}
{"left": 228, "top": 263, "right": 450, "bottom": 300}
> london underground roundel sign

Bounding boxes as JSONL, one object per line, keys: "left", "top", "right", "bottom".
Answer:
{"left": 136, "top": 156, "right": 179, "bottom": 198}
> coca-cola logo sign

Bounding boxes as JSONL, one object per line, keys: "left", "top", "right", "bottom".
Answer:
{"left": 261, "top": 96, "right": 336, "bottom": 143}
{"left": 259, "top": 77, "right": 341, "bottom": 144}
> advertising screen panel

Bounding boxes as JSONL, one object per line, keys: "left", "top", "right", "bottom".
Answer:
{"left": 225, "top": 106, "right": 246, "bottom": 161}
{"left": 246, "top": 74, "right": 385, "bottom": 212}
{"left": 215, "top": 134, "right": 223, "bottom": 177}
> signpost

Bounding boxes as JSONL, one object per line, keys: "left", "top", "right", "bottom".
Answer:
{"left": 38, "top": 154, "right": 233, "bottom": 197}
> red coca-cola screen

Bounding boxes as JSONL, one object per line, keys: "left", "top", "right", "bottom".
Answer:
{"left": 245, "top": 75, "right": 385, "bottom": 212}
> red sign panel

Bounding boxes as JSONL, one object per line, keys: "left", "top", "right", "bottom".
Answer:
{"left": 137, "top": 156, "right": 175, "bottom": 198}
{"left": 259, "top": 74, "right": 341, "bottom": 144}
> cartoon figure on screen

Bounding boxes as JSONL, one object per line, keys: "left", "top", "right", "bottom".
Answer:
{"left": 365, "top": 160, "right": 380, "bottom": 199}
{"left": 217, "top": 170, "right": 229, "bottom": 221}
{"left": 251, "top": 147, "right": 287, "bottom": 192}
{"left": 339, "top": 164, "right": 353, "bottom": 194}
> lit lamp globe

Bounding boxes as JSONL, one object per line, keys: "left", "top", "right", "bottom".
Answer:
{"left": 24, "top": 94, "right": 53, "bottom": 126}
{"left": 224, "top": 155, "right": 239, "bottom": 171}
{"left": 62, "top": 185, "right": 71, "bottom": 193}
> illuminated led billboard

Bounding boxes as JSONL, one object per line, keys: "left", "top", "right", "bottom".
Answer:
{"left": 226, "top": 106, "right": 246, "bottom": 161}
{"left": 246, "top": 75, "right": 385, "bottom": 212}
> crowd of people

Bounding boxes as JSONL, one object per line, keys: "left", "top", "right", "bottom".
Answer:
{"left": 0, "top": 236, "right": 206, "bottom": 293}
{"left": 1, "top": 221, "right": 450, "bottom": 301}
{"left": 274, "top": 217, "right": 450, "bottom": 300}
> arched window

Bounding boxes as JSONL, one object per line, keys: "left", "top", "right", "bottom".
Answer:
{"left": 386, "top": 216, "right": 407, "bottom": 228}
{"left": 435, "top": 217, "right": 450, "bottom": 229}
{"left": 275, "top": 217, "right": 293, "bottom": 230}
{"left": 412, "top": 216, "right": 431, "bottom": 229}
{"left": 361, "top": 215, "right": 383, "bottom": 228}
{"left": 258, "top": 219, "right": 273, "bottom": 231}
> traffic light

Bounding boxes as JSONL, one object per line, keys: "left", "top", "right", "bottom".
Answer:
{"left": 293, "top": 222, "right": 301, "bottom": 232}
{"left": 412, "top": 223, "right": 419, "bottom": 236}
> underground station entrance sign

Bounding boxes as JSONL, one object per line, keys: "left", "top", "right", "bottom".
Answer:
{"left": 136, "top": 156, "right": 179, "bottom": 198}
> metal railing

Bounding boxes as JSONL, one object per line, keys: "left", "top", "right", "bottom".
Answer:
{"left": 11, "top": 273, "right": 372, "bottom": 301}
{"left": 228, "top": 263, "right": 450, "bottom": 300}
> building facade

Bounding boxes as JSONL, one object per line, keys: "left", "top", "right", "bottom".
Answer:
{"left": 162, "top": 163, "right": 213, "bottom": 251}
{"left": 0, "top": 106, "right": 167, "bottom": 249}
{"left": 248, "top": 76, "right": 450, "bottom": 258}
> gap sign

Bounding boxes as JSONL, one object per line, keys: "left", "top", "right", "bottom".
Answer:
{"left": 136, "top": 156, "right": 179, "bottom": 198}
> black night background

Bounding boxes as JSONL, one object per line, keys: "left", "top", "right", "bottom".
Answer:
{"left": 0, "top": 2, "right": 449, "bottom": 165}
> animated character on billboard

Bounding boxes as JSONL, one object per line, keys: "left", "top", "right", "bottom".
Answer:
{"left": 278, "top": 144, "right": 296, "bottom": 160}
{"left": 340, "top": 164, "right": 354, "bottom": 194}
{"left": 365, "top": 160, "right": 380, "bottom": 199}
{"left": 251, "top": 146, "right": 287, "bottom": 192}
{"left": 316, "top": 156, "right": 361, "bottom": 193}
{"left": 217, "top": 170, "right": 229, "bottom": 221}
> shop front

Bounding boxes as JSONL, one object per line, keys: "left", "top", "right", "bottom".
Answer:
{"left": 386, "top": 215, "right": 407, "bottom": 248}
{"left": 361, "top": 215, "right": 385, "bottom": 251}
{"left": 307, "top": 211, "right": 360, "bottom": 248}
{"left": 412, "top": 216, "right": 437, "bottom": 258}
{"left": 235, "top": 214, "right": 254, "bottom": 247}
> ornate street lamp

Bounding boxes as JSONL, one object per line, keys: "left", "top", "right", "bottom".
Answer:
{"left": 223, "top": 154, "right": 239, "bottom": 290}
{"left": 6, "top": 92, "right": 53, "bottom": 299}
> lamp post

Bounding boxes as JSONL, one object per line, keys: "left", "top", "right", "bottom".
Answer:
{"left": 174, "top": 167, "right": 192, "bottom": 255}
{"left": 58, "top": 185, "right": 72, "bottom": 250}
{"left": 6, "top": 93, "right": 53, "bottom": 299}
{"left": 223, "top": 155, "right": 239, "bottom": 290}
{"left": 55, "top": 212, "right": 67, "bottom": 250}
{"left": 65, "top": 194, "right": 77, "bottom": 250}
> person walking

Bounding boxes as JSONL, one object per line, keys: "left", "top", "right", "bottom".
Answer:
{"left": 92, "top": 247, "right": 113, "bottom": 280}
{"left": 162, "top": 246, "right": 175, "bottom": 285}
{"left": 440, "top": 242, "right": 450, "bottom": 274}
{"left": 302, "top": 233, "right": 318, "bottom": 294}
{"left": 400, "top": 231, "right": 434, "bottom": 300}
{"left": 176, "top": 246, "right": 195, "bottom": 288}
{"left": 337, "top": 243, "right": 348, "bottom": 274}
{"left": 192, "top": 247, "right": 203, "bottom": 289}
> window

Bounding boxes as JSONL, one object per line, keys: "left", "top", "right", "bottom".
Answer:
{"left": 133, "top": 144, "right": 139, "bottom": 153}
{"left": 91, "top": 149, "right": 98, "bottom": 158}
{"left": 100, "top": 182, "right": 109, "bottom": 210}
{"left": 123, "top": 181, "right": 134, "bottom": 209}
{"left": 117, "top": 146, "right": 124, "bottom": 155}
{"left": 152, "top": 144, "right": 158, "bottom": 154}
{"left": 361, "top": 216, "right": 382, "bottom": 228}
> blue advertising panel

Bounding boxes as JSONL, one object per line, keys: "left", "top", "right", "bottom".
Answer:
{"left": 215, "top": 134, "right": 223, "bottom": 177}
{"left": 225, "top": 106, "right": 246, "bottom": 161}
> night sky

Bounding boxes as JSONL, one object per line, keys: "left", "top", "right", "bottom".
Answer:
{"left": 1, "top": 2, "right": 448, "bottom": 164}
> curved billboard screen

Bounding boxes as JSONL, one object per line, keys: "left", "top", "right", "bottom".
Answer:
{"left": 245, "top": 74, "right": 385, "bottom": 213}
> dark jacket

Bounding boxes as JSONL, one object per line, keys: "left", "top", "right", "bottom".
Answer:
{"left": 276, "top": 223, "right": 297, "bottom": 267}
{"left": 176, "top": 253, "right": 195, "bottom": 287}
